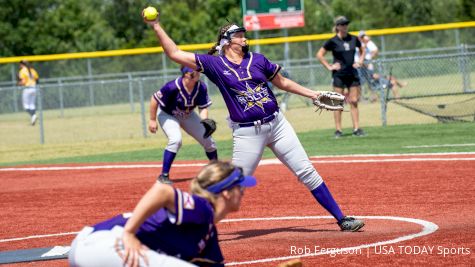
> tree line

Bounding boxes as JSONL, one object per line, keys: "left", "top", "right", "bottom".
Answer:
{"left": 0, "top": 0, "right": 474, "bottom": 57}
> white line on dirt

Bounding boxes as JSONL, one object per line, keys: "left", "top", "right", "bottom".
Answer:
{"left": 0, "top": 232, "right": 78, "bottom": 243}
{"left": 223, "top": 215, "right": 438, "bottom": 266}
{"left": 309, "top": 157, "right": 475, "bottom": 164}
{"left": 403, "top": 144, "right": 475, "bottom": 148}
{"left": 1, "top": 152, "right": 474, "bottom": 172}
{"left": 0, "top": 216, "right": 438, "bottom": 266}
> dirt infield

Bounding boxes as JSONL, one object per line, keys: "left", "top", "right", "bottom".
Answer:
{"left": 0, "top": 153, "right": 474, "bottom": 266}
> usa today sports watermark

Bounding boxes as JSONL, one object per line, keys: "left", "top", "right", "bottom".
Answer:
{"left": 290, "top": 245, "right": 472, "bottom": 258}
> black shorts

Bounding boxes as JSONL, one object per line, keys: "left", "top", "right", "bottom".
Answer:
{"left": 332, "top": 73, "right": 360, "bottom": 89}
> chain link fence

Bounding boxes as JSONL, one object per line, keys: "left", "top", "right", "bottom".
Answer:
{"left": 370, "top": 50, "right": 474, "bottom": 124}
{"left": 1, "top": 27, "right": 474, "bottom": 144}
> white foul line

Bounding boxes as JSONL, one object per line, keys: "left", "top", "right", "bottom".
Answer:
{"left": 0, "top": 215, "right": 438, "bottom": 266}
{"left": 0, "top": 163, "right": 205, "bottom": 172}
{"left": 310, "top": 152, "right": 475, "bottom": 158}
{"left": 0, "top": 232, "right": 78, "bottom": 243}
{"left": 403, "top": 143, "right": 475, "bottom": 148}
{"left": 2, "top": 152, "right": 475, "bottom": 172}
{"left": 309, "top": 157, "right": 475, "bottom": 164}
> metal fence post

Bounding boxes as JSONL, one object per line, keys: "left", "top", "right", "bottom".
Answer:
{"left": 13, "top": 86, "right": 19, "bottom": 113}
{"left": 454, "top": 30, "right": 469, "bottom": 92}
{"left": 380, "top": 86, "right": 387, "bottom": 127}
{"left": 377, "top": 61, "right": 387, "bottom": 126}
{"left": 58, "top": 79, "right": 64, "bottom": 117}
{"left": 87, "top": 59, "right": 94, "bottom": 106}
{"left": 128, "top": 73, "right": 135, "bottom": 112}
{"left": 283, "top": 28, "right": 289, "bottom": 68}
{"left": 460, "top": 44, "right": 471, "bottom": 92}
{"left": 138, "top": 79, "right": 148, "bottom": 138}
{"left": 379, "top": 36, "right": 386, "bottom": 60}
{"left": 161, "top": 53, "right": 167, "bottom": 74}
{"left": 254, "top": 31, "right": 260, "bottom": 53}
{"left": 37, "top": 85, "right": 45, "bottom": 144}
{"left": 11, "top": 65, "right": 19, "bottom": 112}
{"left": 307, "top": 41, "right": 315, "bottom": 87}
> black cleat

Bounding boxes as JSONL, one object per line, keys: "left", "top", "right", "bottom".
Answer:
{"left": 338, "top": 216, "right": 365, "bottom": 232}
{"left": 352, "top": 128, "right": 365, "bottom": 137}
{"left": 157, "top": 173, "right": 172, "bottom": 184}
{"left": 334, "top": 130, "right": 343, "bottom": 138}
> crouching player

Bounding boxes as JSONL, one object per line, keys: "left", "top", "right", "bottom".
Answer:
{"left": 68, "top": 161, "right": 256, "bottom": 267}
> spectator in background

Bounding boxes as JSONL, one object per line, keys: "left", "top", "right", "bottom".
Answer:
{"left": 355, "top": 31, "right": 379, "bottom": 102}
{"left": 17, "top": 60, "right": 39, "bottom": 125}
{"left": 371, "top": 73, "right": 408, "bottom": 100}
{"left": 316, "top": 16, "right": 366, "bottom": 138}
{"left": 357, "top": 31, "right": 379, "bottom": 72}
{"left": 388, "top": 74, "right": 408, "bottom": 99}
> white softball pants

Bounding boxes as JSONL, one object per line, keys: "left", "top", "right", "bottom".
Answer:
{"left": 231, "top": 111, "right": 323, "bottom": 190}
{"left": 158, "top": 110, "right": 217, "bottom": 153}
{"left": 69, "top": 226, "right": 197, "bottom": 267}
{"left": 22, "top": 86, "right": 37, "bottom": 110}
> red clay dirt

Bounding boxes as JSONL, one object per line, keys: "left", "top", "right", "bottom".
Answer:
{"left": 0, "top": 154, "right": 474, "bottom": 266}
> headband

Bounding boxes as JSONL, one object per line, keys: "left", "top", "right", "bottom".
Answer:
{"left": 215, "top": 24, "right": 247, "bottom": 55}
{"left": 206, "top": 168, "right": 256, "bottom": 194}
{"left": 181, "top": 66, "right": 194, "bottom": 74}
{"left": 223, "top": 25, "right": 246, "bottom": 40}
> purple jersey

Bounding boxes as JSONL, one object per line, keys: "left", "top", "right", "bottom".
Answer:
{"left": 92, "top": 188, "right": 224, "bottom": 266}
{"left": 153, "top": 77, "right": 212, "bottom": 118}
{"left": 195, "top": 52, "right": 281, "bottom": 123}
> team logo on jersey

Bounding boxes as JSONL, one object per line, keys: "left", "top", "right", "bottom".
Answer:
{"left": 230, "top": 82, "right": 272, "bottom": 113}
{"left": 344, "top": 42, "right": 350, "bottom": 51}
{"left": 182, "top": 192, "right": 195, "bottom": 210}
{"left": 172, "top": 108, "right": 191, "bottom": 118}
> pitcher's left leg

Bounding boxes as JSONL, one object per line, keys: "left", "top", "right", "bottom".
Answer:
{"left": 268, "top": 116, "right": 322, "bottom": 190}
{"left": 268, "top": 117, "right": 346, "bottom": 223}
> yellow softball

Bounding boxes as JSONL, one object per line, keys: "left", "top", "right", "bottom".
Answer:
{"left": 142, "top": 6, "right": 158, "bottom": 21}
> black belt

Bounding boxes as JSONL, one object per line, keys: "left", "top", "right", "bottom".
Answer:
{"left": 237, "top": 112, "right": 278, "bottom": 127}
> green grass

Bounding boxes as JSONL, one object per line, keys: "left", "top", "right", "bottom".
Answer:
{"left": 2, "top": 122, "right": 474, "bottom": 166}
{"left": 2, "top": 80, "right": 474, "bottom": 165}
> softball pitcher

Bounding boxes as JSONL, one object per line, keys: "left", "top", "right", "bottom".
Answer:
{"left": 68, "top": 161, "right": 257, "bottom": 267}
{"left": 144, "top": 11, "right": 364, "bottom": 231}
{"left": 149, "top": 66, "right": 218, "bottom": 184}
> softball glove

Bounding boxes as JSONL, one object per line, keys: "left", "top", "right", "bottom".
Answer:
{"left": 201, "top": 118, "right": 217, "bottom": 138}
{"left": 313, "top": 91, "right": 345, "bottom": 111}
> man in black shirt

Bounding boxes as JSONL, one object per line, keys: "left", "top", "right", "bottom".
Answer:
{"left": 317, "top": 16, "right": 366, "bottom": 138}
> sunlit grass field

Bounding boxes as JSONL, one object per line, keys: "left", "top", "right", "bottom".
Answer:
{"left": 1, "top": 121, "right": 474, "bottom": 166}
{"left": 1, "top": 68, "right": 475, "bottom": 166}
{"left": 1, "top": 92, "right": 474, "bottom": 166}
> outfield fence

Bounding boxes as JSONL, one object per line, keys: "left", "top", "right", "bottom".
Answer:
{"left": 0, "top": 22, "right": 474, "bottom": 144}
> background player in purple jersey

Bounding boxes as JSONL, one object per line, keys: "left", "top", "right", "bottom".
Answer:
{"left": 68, "top": 161, "right": 257, "bottom": 267}
{"left": 143, "top": 10, "right": 364, "bottom": 232}
{"left": 149, "top": 66, "right": 218, "bottom": 184}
